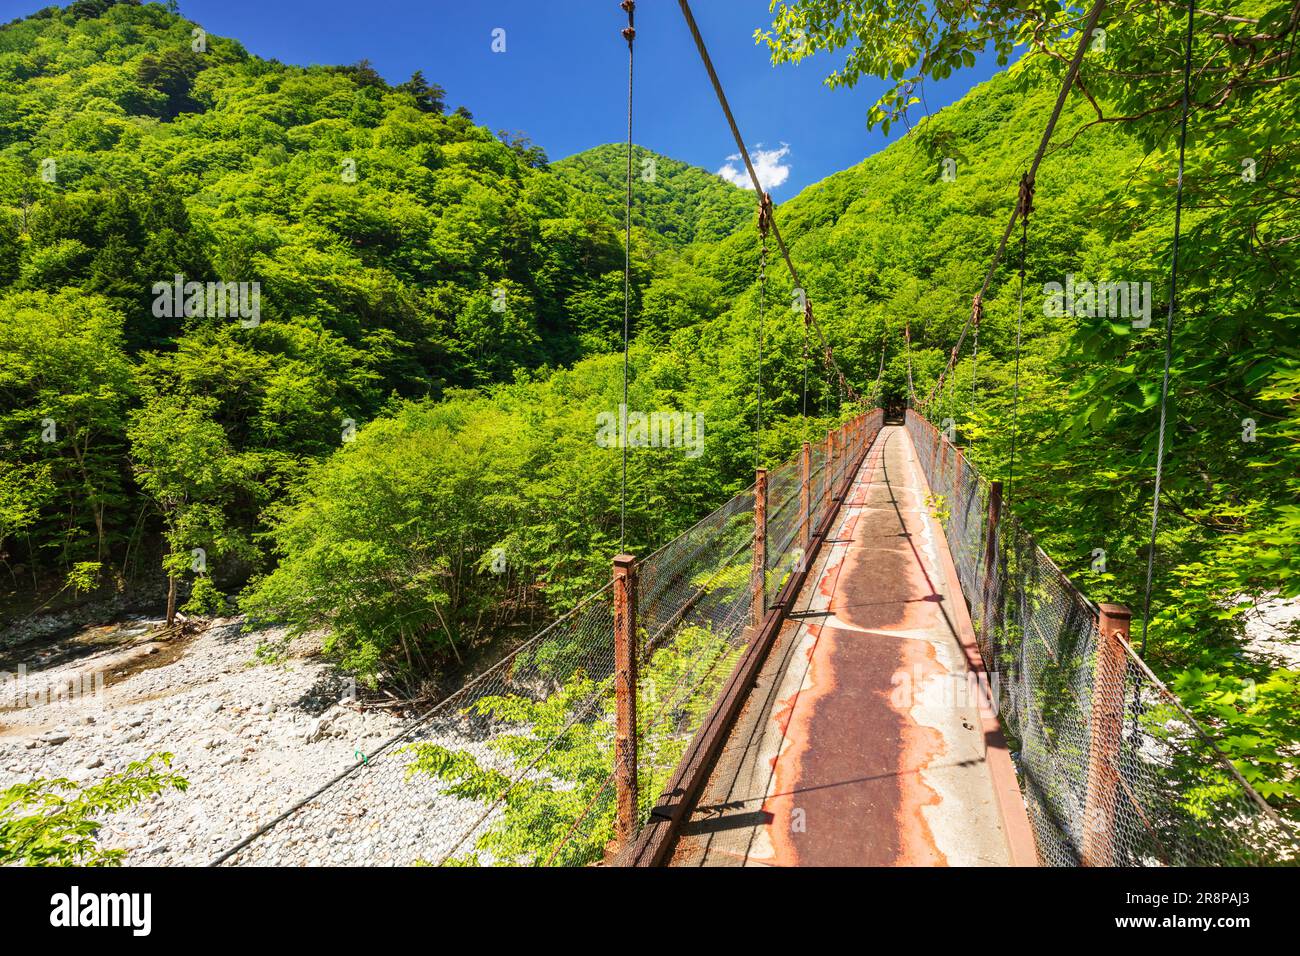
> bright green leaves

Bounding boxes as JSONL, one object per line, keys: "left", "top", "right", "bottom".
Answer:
{"left": 0, "top": 753, "right": 188, "bottom": 867}
{"left": 127, "top": 389, "right": 254, "bottom": 616}
{"left": 404, "top": 624, "right": 737, "bottom": 866}
{"left": 1168, "top": 667, "right": 1300, "bottom": 808}
{"left": 0, "top": 288, "right": 133, "bottom": 577}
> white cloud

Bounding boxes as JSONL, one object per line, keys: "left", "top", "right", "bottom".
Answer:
{"left": 716, "top": 143, "right": 791, "bottom": 191}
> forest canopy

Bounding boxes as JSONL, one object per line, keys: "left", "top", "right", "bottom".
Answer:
{"left": 0, "top": 0, "right": 1295, "bottom": 814}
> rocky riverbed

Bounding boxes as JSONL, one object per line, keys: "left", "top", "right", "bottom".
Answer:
{"left": 0, "top": 616, "right": 416, "bottom": 865}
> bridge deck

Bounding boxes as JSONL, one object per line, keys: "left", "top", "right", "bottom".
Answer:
{"left": 668, "top": 424, "right": 1033, "bottom": 866}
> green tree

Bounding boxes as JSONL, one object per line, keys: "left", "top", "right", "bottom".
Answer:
{"left": 0, "top": 753, "right": 188, "bottom": 867}
{"left": 128, "top": 393, "right": 249, "bottom": 623}
{"left": 0, "top": 289, "right": 133, "bottom": 583}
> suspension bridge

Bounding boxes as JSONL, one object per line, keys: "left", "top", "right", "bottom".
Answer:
{"left": 210, "top": 0, "right": 1296, "bottom": 867}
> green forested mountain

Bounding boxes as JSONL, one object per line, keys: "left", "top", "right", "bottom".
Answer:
{"left": 1, "top": 0, "right": 1295, "bottom": 811}
{"left": 0, "top": 0, "right": 713, "bottom": 622}
{"left": 554, "top": 143, "right": 754, "bottom": 249}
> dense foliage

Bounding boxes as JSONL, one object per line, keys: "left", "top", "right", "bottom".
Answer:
{"left": 553, "top": 143, "right": 755, "bottom": 249}
{"left": 760, "top": 0, "right": 1300, "bottom": 812}
{"left": 1, "top": 0, "right": 1294, "bottom": 836}
{"left": 0, "top": 752, "right": 187, "bottom": 865}
{"left": 0, "top": 0, "right": 755, "bottom": 646}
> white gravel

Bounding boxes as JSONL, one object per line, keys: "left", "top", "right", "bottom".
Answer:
{"left": 0, "top": 617, "right": 425, "bottom": 866}
{"left": 1243, "top": 593, "right": 1300, "bottom": 669}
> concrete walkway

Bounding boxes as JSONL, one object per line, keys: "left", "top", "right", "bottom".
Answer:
{"left": 669, "top": 424, "right": 1030, "bottom": 866}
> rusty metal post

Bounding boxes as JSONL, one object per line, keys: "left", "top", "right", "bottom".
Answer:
{"left": 612, "top": 554, "right": 639, "bottom": 849}
{"left": 751, "top": 469, "right": 767, "bottom": 627}
{"left": 983, "top": 480, "right": 1003, "bottom": 579}
{"left": 978, "top": 479, "right": 1005, "bottom": 643}
{"left": 828, "top": 430, "right": 838, "bottom": 498}
{"left": 800, "top": 441, "right": 811, "bottom": 554}
{"left": 1082, "top": 604, "right": 1130, "bottom": 867}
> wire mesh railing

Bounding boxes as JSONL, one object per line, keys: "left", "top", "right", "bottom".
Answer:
{"left": 214, "top": 410, "right": 883, "bottom": 867}
{"left": 764, "top": 455, "right": 804, "bottom": 609}
{"left": 905, "top": 409, "right": 1297, "bottom": 866}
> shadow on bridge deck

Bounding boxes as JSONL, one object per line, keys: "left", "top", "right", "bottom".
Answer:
{"left": 668, "top": 424, "right": 1035, "bottom": 867}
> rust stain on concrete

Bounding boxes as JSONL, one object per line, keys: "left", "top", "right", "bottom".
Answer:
{"left": 758, "top": 431, "right": 953, "bottom": 865}
{"left": 893, "top": 634, "right": 948, "bottom": 865}
{"left": 670, "top": 426, "right": 1016, "bottom": 868}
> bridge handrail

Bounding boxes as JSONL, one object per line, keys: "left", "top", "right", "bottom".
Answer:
{"left": 904, "top": 409, "right": 1296, "bottom": 866}
{"left": 215, "top": 410, "right": 884, "bottom": 867}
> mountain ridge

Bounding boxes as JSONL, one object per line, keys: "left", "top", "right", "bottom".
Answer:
{"left": 553, "top": 142, "right": 755, "bottom": 249}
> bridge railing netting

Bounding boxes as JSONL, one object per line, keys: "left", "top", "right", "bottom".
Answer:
{"left": 218, "top": 410, "right": 883, "bottom": 866}
{"left": 906, "top": 410, "right": 1296, "bottom": 866}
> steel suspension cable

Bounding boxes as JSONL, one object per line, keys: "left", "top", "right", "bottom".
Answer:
{"left": 619, "top": 0, "right": 636, "bottom": 553}
{"left": 756, "top": 193, "right": 771, "bottom": 467}
{"left": 1140, "top": 0, "right": 1196, "bottom": 655}
{"left": 1008, "top": 175, "right": 1034, "bottom": 502}
{"left": 676, "top": 0, "right": 859, "bottom": 405}
{"left": 802, "top": 307, "right": 810, "bottom": 421}
{"left": 922, "top": 0, "right": 1107, "bottom": 410}
{"left": 905, "top": 319, "right": 915, "bottom": 409}
{"left": 971, "top": 312, "right": 980, "bottom": 450}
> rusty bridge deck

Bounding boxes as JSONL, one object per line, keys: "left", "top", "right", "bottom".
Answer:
{"left": 667, "top": 424, "right": 1036, "bottom": 866}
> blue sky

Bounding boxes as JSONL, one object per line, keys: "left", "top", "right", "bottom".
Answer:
{"left": 22, "top": 0, "right": 1007, "bottom": 197}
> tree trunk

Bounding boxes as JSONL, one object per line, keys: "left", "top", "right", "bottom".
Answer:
{"left": 166, "top": 573, "right": 177, "bottom": 626}
{"left": 92, "top": 501, "right": 105, "bottom": 565}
